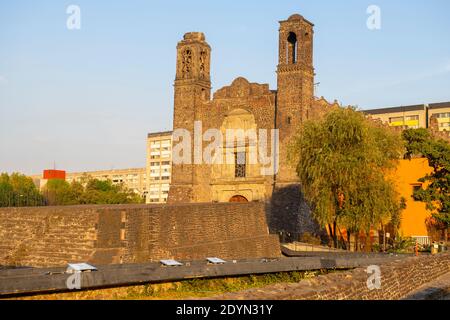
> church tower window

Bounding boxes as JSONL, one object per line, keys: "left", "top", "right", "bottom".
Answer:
{"left": 235, "top": 151, "right": 246, "bottom": 178}
{"left": 287, "top": 32, "right": 297, "bottom": 64}
{"left": 182, "top": 49, "right": 193, "bottom": 78}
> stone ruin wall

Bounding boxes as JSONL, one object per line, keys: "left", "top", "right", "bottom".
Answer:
{"left": 0, "top": 202, "right": 280, "bottom": 268}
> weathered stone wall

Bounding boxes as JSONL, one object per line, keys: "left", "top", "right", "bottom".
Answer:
{"left": 0, "top": 206, "right": 99, "bottom": 267}
{"left": 129, "top": 202, "right": 280, "bottom": 262}
{"left": 211, "top": 253, "right": 450, "bottom": 300}
{"left": 0, "top": 203, "right": 280, "bottom": 268}
{"left": 169, "top": 14, "right": 317, "bottom": 204}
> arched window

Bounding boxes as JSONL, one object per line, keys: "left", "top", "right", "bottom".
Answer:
{"left": 287, "top": 32, "right": 297, "bottom": 64}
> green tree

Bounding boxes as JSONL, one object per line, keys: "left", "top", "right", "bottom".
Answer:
{"left": 43, "top": 176, "right": 143, "bottom": 206}
{"left": 44, "top": 179, "right": 79, "bottom": 205}
{"left": 69, "top": 180, "right": 84, "bottom": 203}
{"left": 289, "top": 107, "right": 404, "bottom": 250}
{"left": 81, "top": 178, "right": 142, "bottom": 204}
{"left": 403, "top": 129, "right": 450, "bottom": 241}
{"left": 0, "top": 174, "right": 14, "bottom": 206}
{"left": 0, "top": 173, "right": 44, "bottom": 207}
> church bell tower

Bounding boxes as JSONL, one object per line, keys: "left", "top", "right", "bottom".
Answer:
{"left": 168, "top": 32, "right": 211, "bottom": 203}
{"left": 276, "top": 14, "right": 315, "bottom": 184}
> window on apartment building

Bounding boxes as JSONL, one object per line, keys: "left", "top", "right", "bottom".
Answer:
{"left": 434, "top": 113, "right": 450, "bottom": 132}
{"left": 405, "top": 115, "right": 419, "bottom": 129}
{"left": 161, "top": 176, "right": 170, "bottom": 180}
{"left": 162, "top": 161, "right": 170, "bottom": 166}
{"left": 436, "top": 112, "right": 450, "bottom": 118}
{"left": 235, "top": 151, "right": 246, "bottom": 178}
{"left": 389, "top": 116, "right": 404, "bottom": 125}
{"left": 150, "top": 162, "right": 160, "bottom": 166}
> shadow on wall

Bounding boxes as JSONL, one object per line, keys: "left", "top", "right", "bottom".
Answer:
{"left": 265, "top": 184, "right": 326, "bottom": 243}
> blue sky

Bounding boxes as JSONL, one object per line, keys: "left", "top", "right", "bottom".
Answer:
{"left": 1, "top": 0, "right": 449, "bottom": 174}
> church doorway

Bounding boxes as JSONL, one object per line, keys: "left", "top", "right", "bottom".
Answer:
{"left": 229, "top": 195, "right": 249, "bottom": 203}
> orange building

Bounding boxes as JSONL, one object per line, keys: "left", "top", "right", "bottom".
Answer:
{"left": 393, "top": 158, "right": 434, "bottom": 244}
{"left": 43, "top": 169, "right": 66, "bottom": 180}
{"left": 31, "top": 169, "right": 67, "bottom": 190}
{"left": 342, "top": 158, "right": 434, "bottom": 250}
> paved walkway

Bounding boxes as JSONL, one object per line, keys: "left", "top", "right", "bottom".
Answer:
{"left": 403, "top": 272, "right": 450, "bottom": 300}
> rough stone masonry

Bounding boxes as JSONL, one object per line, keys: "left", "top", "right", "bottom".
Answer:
{"left": 0, "top": 202, "right": 280, "bottom": 268}
{"left": 167, "top": 14, "right": 339, "bottom": 239}
{"left": 208, "top": 253, "right": 450, "bottom": 300}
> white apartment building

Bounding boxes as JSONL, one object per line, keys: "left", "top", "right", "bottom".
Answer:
{"left": 146, "top": 131, "right": 173, "bottom": 203}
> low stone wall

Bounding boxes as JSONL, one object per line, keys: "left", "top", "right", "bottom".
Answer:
{"left": 0, "top": 202, "right": 280, "bottom": 268}
{"left": 210, "top": 253, "right": 450, "bottom": 300}
{"left": 0, "top": 206, "right": 98, "bottom": 267}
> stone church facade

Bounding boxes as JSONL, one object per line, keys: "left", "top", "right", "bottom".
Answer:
{"left": 167, "top": 14, "right": 337, "bottom": 236}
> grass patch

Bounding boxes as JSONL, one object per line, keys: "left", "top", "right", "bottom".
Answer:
{"left": 17, "top": 269, "right": 338, "bottom": 300}
{"left": 125, "top": 270, "right": 329, "bottom": 299}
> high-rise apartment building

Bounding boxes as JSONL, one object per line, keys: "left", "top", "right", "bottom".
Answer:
{"left": 146, "top": 131, "right": 173, "bottom": 203}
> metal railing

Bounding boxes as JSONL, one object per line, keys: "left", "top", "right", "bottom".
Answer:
{"left": 412, "top": 236, "right": 431, "bottom": 246}
{"left": 285, "top": 241, "right": 344, "bottom": 253}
